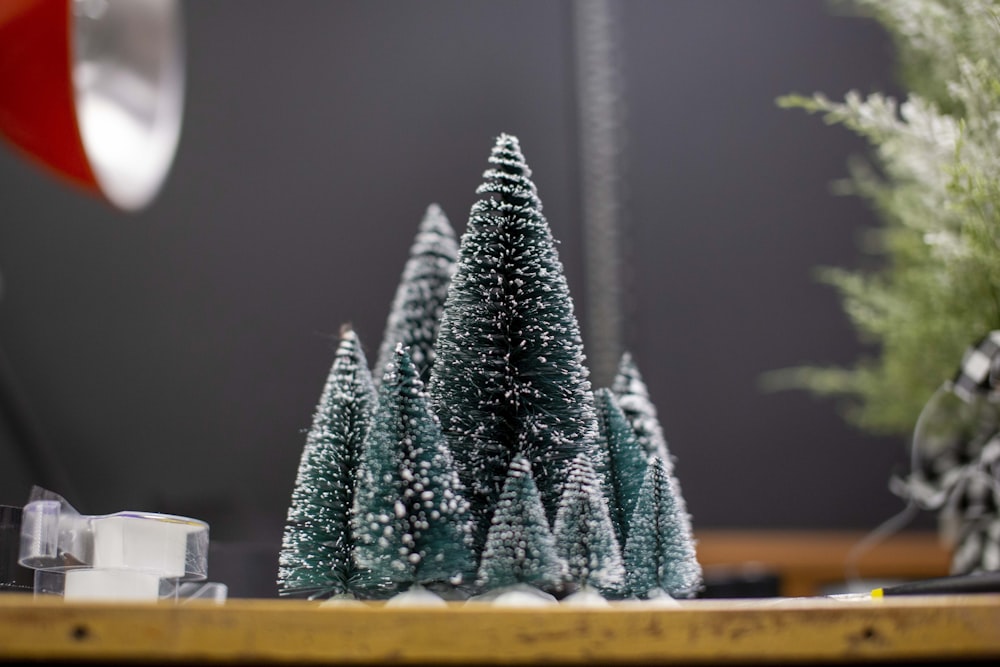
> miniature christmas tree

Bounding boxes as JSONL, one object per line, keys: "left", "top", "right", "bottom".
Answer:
{"left": 552, "top": 453, "right": 624, "bottom": 595}
{"left": 623, "top": 456, "right": 702, "bottom": 600}
{"left": 353, "top": 345, "right": 476, "bottom": 594}
{"left": 374, "top": 204, "right": 458, "bottom": 387}
{"left": 429, "top": 134, "right": 599, "bottom": 542}
{"left": 609, "top": 353, "right": 695, "bottom": 541}
{"left": 593, "top": 388, "right": 648, "bottom": 546}
{"left": 476, "top": 456, "right": 567, "bottom": 593}
{"left": 610, "top": 352, "right": 670, "bottom": 463}
{"left": 278, "top": 325, "right": 376, "bottom": 599}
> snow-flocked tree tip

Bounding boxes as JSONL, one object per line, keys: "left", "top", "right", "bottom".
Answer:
{"left": 429, "top": 134, "right": 600, "bottom": 551}
{"left": 278, "top": 326, "right": 377, "bottom": 599}
{"left": 374, "top": 204, "right": 458, "bottom": 387}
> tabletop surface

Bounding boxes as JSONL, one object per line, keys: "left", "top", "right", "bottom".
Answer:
{"left": 2, "top": 593, "right": 1000, "bottom": 665}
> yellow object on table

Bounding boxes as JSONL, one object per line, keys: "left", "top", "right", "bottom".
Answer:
{"left": 0, "top": 593, "right": 999, "bottom": 665}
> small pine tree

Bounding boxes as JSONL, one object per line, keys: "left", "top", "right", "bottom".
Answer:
{"left": 609, "top": 353, "right": 694, "bottom": 540}
{"left": 476, "top": 456, "right": 567, "bottom": 593}
{"left": 593, "top": 388, "right": 648, "bottom": 545}
{"left": 353, "top": 345, "right": 476, "bottom": 593}
{"left": 610, "top": 352, "right": 671, "bottom": 463}
{"left": 623, "top": 456, "right": 702, "bottom": 600}
{"left": 553, "top": 453, "right": 625, "bottom": 594}
{"left": 429, "top": 134, "right": 599, "bottom": 544}
{"left": 374, "top": 204, "right": 458, "bottom": 387}
{"left": 278, "top": 325, "right": 376, "bottom": 598}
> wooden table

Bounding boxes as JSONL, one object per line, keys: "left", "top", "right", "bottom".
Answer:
{"left": 1, "top": 593, "right": 998, "bottom": 665}
{"left": 696, "top": 530, "right": 952, "bottom": 597}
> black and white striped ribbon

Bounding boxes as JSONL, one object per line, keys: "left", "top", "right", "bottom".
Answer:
{"left": 951, "top": 330, "right": 1000, "bottom": 402}
{"left": 901, "top": 331, "right": 1000, "bottom": 572}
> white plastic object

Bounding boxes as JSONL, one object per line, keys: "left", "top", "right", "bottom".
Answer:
{"left": 65, "top": 569, "right": 162, "bottom": 601}
{"left": 18, "top": 487, "right": 224, "bottom": 603}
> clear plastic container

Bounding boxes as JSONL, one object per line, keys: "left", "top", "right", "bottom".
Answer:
{"left": 18, "top": 488, "right": 225, "bottom": 603}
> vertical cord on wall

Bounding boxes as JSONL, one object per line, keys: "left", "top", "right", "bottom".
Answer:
{"left": 573, "top": 0, "right": 626, "bottom": 388}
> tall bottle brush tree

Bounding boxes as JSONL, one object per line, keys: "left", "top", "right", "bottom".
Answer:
{"left": 429, "top": 134, "right": 600, "bottom": 545}
{"left": 278, "top": 326, "right": 377, "bottom": 599}
{"left": 353, "top": 344, "right": 476, "bottom": 594}
{"left": 374, "top": 204, "right": 458, "bottom": 387}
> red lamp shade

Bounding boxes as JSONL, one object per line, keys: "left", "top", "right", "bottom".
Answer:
{"left": 0, "top": 0, "right": 184, "bottom": 211}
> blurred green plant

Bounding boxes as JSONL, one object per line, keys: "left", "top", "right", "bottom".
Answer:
{"left": 768, "top": 0, "right": 1000, "bottom": 436}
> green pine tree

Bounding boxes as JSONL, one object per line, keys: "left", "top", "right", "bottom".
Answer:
{"left": 608, "top": 354, "right": 694, "bottom": 541}
{"left": 593, "top": 388, "right": 647, "bottom": 546}
{"left": 623, "top": 456, "right": 703, "bottom": 600}
{"left": 428, "top": 134, "right": 599, "bottom": 544}
{"left": 353, "top": 345, "right": 476, "bottom": 593}
{"left": 553, "top": 452, "right": 625, "bottom": 594}
{"left": 374, "top": 204, "right": 458, "bottom": 387}
{"left": 610, "top": 352, "right": 670, "bottom": 463}
{"left": 476, "top": 456, "right": 567, "bottom": 593}
{"left": 278, "top": 325, "right": 376, "bottom": 598}
{"left": 771, "top": 0, "right": 1000, "bottom": 435}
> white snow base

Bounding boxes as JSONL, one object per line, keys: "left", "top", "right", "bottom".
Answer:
{"left": 467, "top": 583, "right": 558, "bottom": 607}
{"left": 641, "top": 588, "right": 681, "bottom": 607}
{"left": 560, "top": 587, "right": 610, "bottom": 607}
{"left": 319, "top": 594, "right": 365, "bottom": 607}
{"left": 385, "top": 585, "right": 448, "bottom": 607}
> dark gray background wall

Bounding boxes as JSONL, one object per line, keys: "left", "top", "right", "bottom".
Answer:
{"left": 0, "top": 1, "right": 917, "bottom": 596}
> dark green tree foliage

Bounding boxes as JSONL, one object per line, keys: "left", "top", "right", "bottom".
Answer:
{"left": 610, "top": 352, "right": 670, "bottom": 463}
{"left": 353, "top": 345, "right": 476, "bottom": 591}
{"left": 429, "top": 134, "right": 599, "bottom": 540}
{"left": 476, "top": 456, "right": 567, "bottom": 592}
{"left": 609, "top": 353, "right": 695, "bottom": 542}
{"left": 374, "top": 204, "right": 458, "bottom": 387}
{"left": 553, "top": 453, "right": 624, "bottom": 593}
{"left": 623, "top": 456, "right": 702, "bottom": 599}
{"left": 278, "top": 326, "right": 376, "bottom": 598}
{"left": 593, "top": 388, "right": 647, "bottom": 546}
